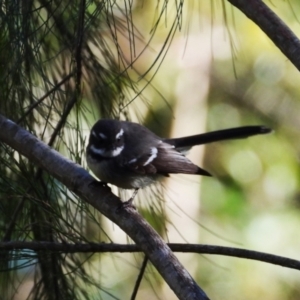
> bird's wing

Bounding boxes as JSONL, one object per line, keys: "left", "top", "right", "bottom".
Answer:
{"left": 125, "top": 142, "right": 211, "bottom": 176}
{"left": 124, "top": 147, "right": 159, "bottom": 175}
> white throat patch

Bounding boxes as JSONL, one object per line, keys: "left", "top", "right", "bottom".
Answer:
{"left": 90, "top": 144, "right": 124, "bottom": 157}
{"left": 110, "top": 146, "right": 124, "bottom": 157}
{"left": 116, "top": 128, "right": 124, "bottom": 139}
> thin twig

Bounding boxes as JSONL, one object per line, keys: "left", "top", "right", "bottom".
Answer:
{"left": 1, "top": 241, "right": 300, "bottom": 271}
{"left": 17, "top": 73, "right": 74, "bottom": 124}
{"left": 131, "top": 255, "right": 148, "bottom": 300}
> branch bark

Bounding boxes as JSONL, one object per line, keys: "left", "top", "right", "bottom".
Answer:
{"left": 228, "top": 0, "right": 300, "bottom": 71}
{"left": 0, "top": 114, "right": 209, "bottom": 300}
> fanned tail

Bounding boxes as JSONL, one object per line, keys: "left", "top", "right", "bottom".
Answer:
{"left": 165, "top": 126, "right": 272, "bottom": 149}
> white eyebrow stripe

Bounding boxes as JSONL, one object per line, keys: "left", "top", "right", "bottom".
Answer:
{"left": 92, "top": 130, "right": 98, "bottom": 138}
{"left": 143, "top": 147, "right": 158, "bottom": 166}
{"left": 99, "top": 132, "right": 107, "bottom": 139}
{"left": 116, "top": 128, "right": 124, "bottom": 139}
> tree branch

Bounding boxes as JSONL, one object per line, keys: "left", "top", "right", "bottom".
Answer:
{"left": 1, "top": 241, "right": 299, "bottom": 271}
{"left": 228, "top": 0, "right": 300, "bottom": 71}
{"left": 0, "top": 114, "right": 209, "bottom": 300}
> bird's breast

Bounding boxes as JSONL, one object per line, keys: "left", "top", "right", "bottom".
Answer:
{"left": 86, "top": 154, "right": 159, "bottom": 189}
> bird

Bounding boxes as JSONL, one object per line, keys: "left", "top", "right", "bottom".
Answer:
{"left": 86, "top": 119, "right": 271, "bottom": 205}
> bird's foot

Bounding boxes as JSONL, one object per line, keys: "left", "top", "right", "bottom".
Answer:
{"left": 116, "top": 189, "right": 139, "bottom": 212}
